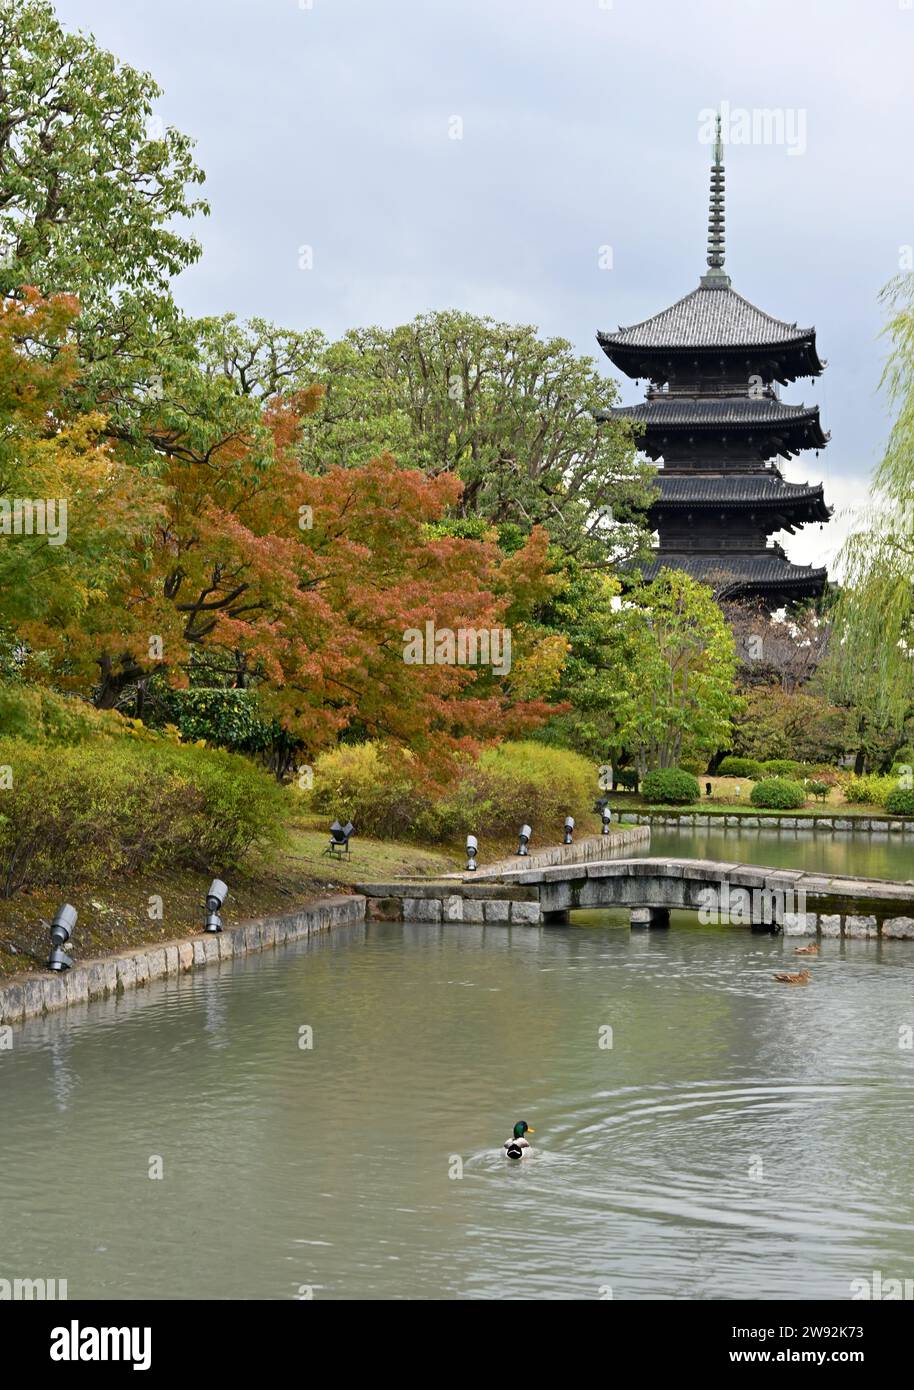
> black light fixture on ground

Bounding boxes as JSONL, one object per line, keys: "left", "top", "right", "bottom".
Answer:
{"left": 517, "top": 824, "right": 531, "bottom": 856}
{"left": 465, "top": 835, "right": 478, "bottom": 872}
{"left": 563, "top": 816, "right": 575, "bottom": 845}
{"left": 46, "top": 904, "right": 77, "bottom": 972}
{"left": 601, "top": 805, "right": 612, "bottom": 835}
{"left": 325, "top": 820, "right": 354, "bottom": 860}
{"left": 204, "top": 879, "right": 228, "bottom": 933}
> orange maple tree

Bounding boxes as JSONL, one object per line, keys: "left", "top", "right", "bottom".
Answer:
{"left": 3, "top": 297, "right": 564, "bottom": 766}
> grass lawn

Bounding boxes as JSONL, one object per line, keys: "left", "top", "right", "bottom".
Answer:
{"left": 283, "top": 819, "right": 459, "bottom": 883}
{"left": 0, "top": 820, "right": 458, "bottom": 981}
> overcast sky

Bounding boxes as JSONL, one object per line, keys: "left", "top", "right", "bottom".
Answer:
{"left": 56, "top": 0, "right": 914, "bottom": 574}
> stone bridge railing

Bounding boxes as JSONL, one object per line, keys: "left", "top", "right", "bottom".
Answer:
{"left": 471, "top": 826, "right": 649, "bottom": 878}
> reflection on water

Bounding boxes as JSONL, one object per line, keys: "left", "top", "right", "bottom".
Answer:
{"left": 642, "top": 824, "right": 914, "bottom": 882}
{"left": 2, "top": 916, "right": 913, "bottom": 1300}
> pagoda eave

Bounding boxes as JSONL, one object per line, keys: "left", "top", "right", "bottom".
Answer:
{"left": 638, "top": 552, "right": 828, "bottom": 604}
{"left": 650, "top": 501, "right": 832, "bottom": 527}
{"left": 632, "top": 436, "right": 824, "bottom": 464}
{"left": 609, "top": 404, "right": 827, "bottom": 451}
{"left": 597, "top": 336, "right": 824, "bottom": 387}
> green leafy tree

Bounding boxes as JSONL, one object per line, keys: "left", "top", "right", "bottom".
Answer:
{"left": 729, "top": 687, "right": 853, "bottom": 765}
{"left": 0, "top": 0, "right": 208, "bottom": 432}
{"left": 606, "top": 570, "right": 738, "bottom": 772}
{"left": 209, "top": 309, "right": 657, "bottom": 564}
{"left": 0, "top": 0, "right": 206, "bottom": 306}
{"left": 530, "top": 558, "right": 626, "bottom": 760}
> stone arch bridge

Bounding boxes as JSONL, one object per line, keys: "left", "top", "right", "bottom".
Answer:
{"left": 358, "top": 856, "right": 914, "bottom": 939}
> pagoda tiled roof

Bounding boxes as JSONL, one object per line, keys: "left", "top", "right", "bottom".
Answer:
{"left": 599, "top": 283, "right": 813, "bottom": 352}
{"left": 640, "top": 551, "right": 827, "bottom": 593}
{"left": 653, "top": 474, "right": 828, "bottom": 510}
{"left": 614, "top": 398, "right": 823, "bottom": 430}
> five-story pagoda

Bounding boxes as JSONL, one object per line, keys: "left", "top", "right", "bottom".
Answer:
{"left": 598, "top": 116, "right": 831, "bottom": 608}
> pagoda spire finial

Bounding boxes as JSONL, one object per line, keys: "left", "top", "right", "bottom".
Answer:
{"left": 701, "top": 111, "right": 730, "bottom": 287}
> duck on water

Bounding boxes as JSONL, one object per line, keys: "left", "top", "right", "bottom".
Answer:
{"left": 504, "top": 1121, "right": 535, "bottom": 1160}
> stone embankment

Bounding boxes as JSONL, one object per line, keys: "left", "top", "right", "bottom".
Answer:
{"left": 620, "top": 811, "right": 914, "bottom": 834}
{"left": 0, "top": 894, "right": 365, "bottom": 1027}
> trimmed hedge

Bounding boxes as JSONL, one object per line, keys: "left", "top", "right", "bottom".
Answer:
{"left": 717, "top": 756, "right": 763, "bottom": 779}
{"left": 750, "top": 777, "right": 807, "bottom": 810}
{"left": 0, "top": 736, "right": 287, "bottom": 897}
{"left": 759, "top": 759, "right": 804, "bottom": 778}
{"left": 640, "top": 769, "right": 700, "bottom": 806}
{"left": 886, "top": 788, "right": 914, "bottom": 815}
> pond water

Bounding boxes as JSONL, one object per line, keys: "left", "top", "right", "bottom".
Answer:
{"left": 2, "top": 912, "right": 913, "bottom": 1300}
{"left": 642, "top": 823, "right": 914, "bottom": 883}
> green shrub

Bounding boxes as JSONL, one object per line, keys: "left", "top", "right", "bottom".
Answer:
{"left": 308, "top": 743, "right": 419, "bottom": 840}
{"left": 886, "top": 787, "right": 914, "bottom": 815}
{"left": 153, "top": 687, "right": 267, "bottom": 749}
{"left": 750, "top": 777, "right": 807, "bottom": 809}
{"left": 807, "top": 780, "right": 830, "bottom": 803}
{"left": 717, "top": 756, "right": 763, "bottom": 779}
{"left": 0, "top": 737, "right": 287, "bottom": 897}
{"left": 461, "top": 742, "right": 597, "bottom": 839}
{"left": 843, "top": 773, "right": 896, "bottom": 806}
{"left": 0, "top": 683, "right": 132, "bottom": 743}
{"left": 309, "top": 740, "right": 597, "bottom": 842}
{"left": 759, "top": 759, "right": 804, "bottom": 778}
{"left": 640, "top": 768, "right": 700, "bottom": 805}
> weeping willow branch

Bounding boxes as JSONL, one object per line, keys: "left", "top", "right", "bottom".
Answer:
{"left": 827, "top": 273, "right": 914, "bottom": 729}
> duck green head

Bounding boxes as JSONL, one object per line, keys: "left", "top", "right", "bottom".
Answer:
{"left": 513, "top": 1121, "right": 534, "bottom": 1139}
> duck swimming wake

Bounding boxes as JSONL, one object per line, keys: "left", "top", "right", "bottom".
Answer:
{"left": 504, "top": 1120, "right": 534, "bottom": 1159}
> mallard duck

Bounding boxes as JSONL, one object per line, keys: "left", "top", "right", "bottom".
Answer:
{"left": 794, "top": 943, "right": 819, "bottom": 956}
{"left": 773, "top": 970, "right": 811, "bottom": 985}
{"left": 504, "top": 1120, "right": 535, "bottom": 1160}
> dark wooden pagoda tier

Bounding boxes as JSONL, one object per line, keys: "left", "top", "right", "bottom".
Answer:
{"left": 597, "top": 115, "right": 832, "bottom": 609}
{"left": 654, "top": 471, "right": 829, "bottom": 543}
{"left": 611, "top": 396, "right": 828, "bottom": 462}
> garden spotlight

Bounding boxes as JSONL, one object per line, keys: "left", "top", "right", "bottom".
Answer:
{"left": 517, "top": 824, "right": 532, "bottom": 856}
{"left": 325, "top": 820, "right": 354, "bottom": 860}
{"left": 204, "top": 879, "right": 228, "bottom": 933}
{"left": 46, "top": 904, "right": 77, "bottom": 972}
{"left": 563, "top": 816, "right": 575, "bottom": 845}
{"left": 465, "top": 835, "right": 478, "bottom": 872}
